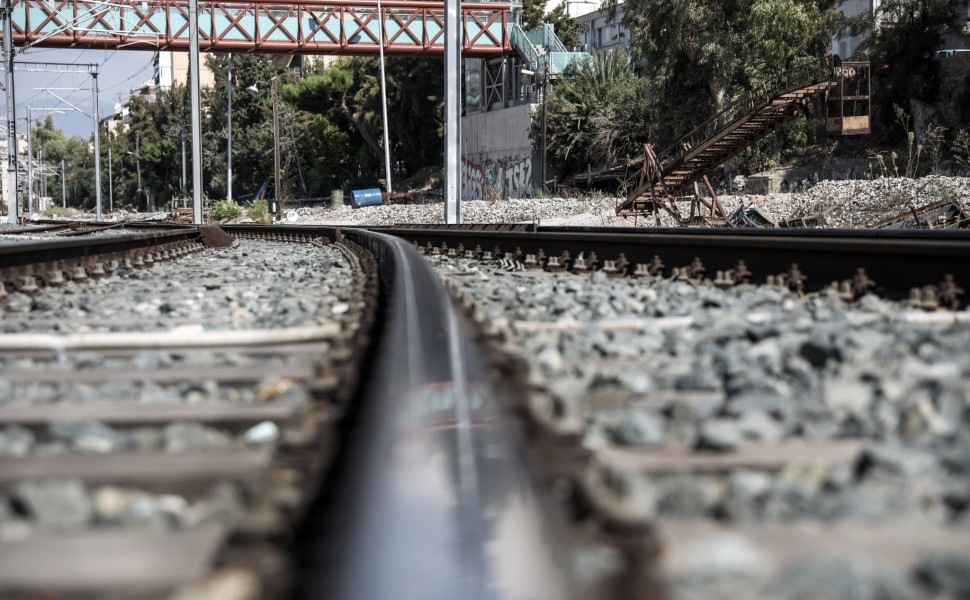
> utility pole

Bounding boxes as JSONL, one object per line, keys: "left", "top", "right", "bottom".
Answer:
{"left": 60, "top": 159, "right": 65, "bottom": 209}
{"left": 4, "top": 0, "right": 18, "bottom": 224}
{"left": 108, "top": 145, "right": 113, "bottom": 214}
{"left": 91, "top": 71, "right": 102, "bottom": 221}
{"left": 542, "top": 67, "right": 549, "bottom": 192}
{"left": 376, "top": 0, "right": 392, "bottom": 194}
{"left": 444, "top": 0, "right": 460, "bottom": 223}
{"left": 180, "top": 127, "right": 187, "bottom": 208}
{"left": 227, "top": 54, "right": 233, "bottom": 202}
{"left": 26, "top": 111, "right": 32, "bottom": 215}
{"left": 135, "top": 134, "right": 142, "bottom": 209}
{"left": 188, "top": 0, "right": 203, "bottom": 224}
{"left": 24, "top": 107, "right": 63, "bottom": 214}
{"left": 272, "top": 76, "right": 281, "bottom": 221}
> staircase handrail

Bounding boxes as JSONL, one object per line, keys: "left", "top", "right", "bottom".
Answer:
{"left": 543, "top": 24, "right": 568, "bottom": 53}
{"left": 509, "top": 22, "right": 540, "bottom": 68}
{"left": 655, "top": 55, "right": 832, "bottom": 167}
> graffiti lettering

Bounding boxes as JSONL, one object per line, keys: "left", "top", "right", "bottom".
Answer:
{"left": 461, "top": 154, "right": 533, "bottom": 200}
{"left": 461, "top": 157, "right": 487, "bottom": 201}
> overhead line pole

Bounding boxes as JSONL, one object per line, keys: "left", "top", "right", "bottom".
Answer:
{"left": 108, "top": 145, "right": 112, "bottom": 213}
{"left": 376, "top": 0, "right": 392, "bottom": 194}
{"left": 4, "top": 0, "right": 18, "bottom": 223}
{"left": 226, "top": 53, "right": 233, "bottom": 203}
{"left": 188, "top": 0, "right": 203, "bottom": 224}
{"left": 444, "top": 0, "right": 460, "bottom": 223}
{"left": 91, "top": 71, "right": 101, "bottom": 221}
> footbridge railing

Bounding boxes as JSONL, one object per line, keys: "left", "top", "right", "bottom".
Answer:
{"left": 2, "top": 0, "right": 513, "bottom": 57}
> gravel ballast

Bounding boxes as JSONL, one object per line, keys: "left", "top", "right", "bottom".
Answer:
{"left": 0, "top": 237, "right": 356, "bottom": 536}
{"left": 431, "top": 253, "right": 970, "bottom": 598}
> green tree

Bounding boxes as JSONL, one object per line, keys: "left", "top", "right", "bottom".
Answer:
{"left": 203, "top": 54, "right": 285, "bottom": 201}
{"left": 31, "top": 117, "right": 89, "bottom": 208}
{"left": 121, "top": 85, "right": 189, "bottom": 209}
{"left": 533, "top": 50, "right": 653, "bottom": 175}
{"left": 864, "top": 0, "right": 963, "bottom": 131}
{"left": 522, "top": 0, "right": 546, "bottom": 31}
{"left": 545, "top": 1, "right": 585, "bottom": 50}
{"left": 283, "top": 56, "right": 444, "bottom": 190}
{"left": 614, "top": 0, "right": 836, "bottom": 163}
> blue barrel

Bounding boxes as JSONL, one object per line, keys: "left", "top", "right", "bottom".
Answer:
{"left": 351, "top": 188, "right": 383, "bottom": 209}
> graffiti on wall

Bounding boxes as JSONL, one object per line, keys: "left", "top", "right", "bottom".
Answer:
{"left": 461, "top": 154, "right": 533, "bottom": 200}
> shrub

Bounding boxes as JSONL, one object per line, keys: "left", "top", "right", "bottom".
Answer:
{"left": 211, "top": 199, "right": 242, "bottom": 220}
{"left": 245, "top": 199, "right": 271, "bottom": 224}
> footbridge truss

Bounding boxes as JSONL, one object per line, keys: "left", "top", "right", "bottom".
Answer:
{"left": 1, "top": 0, "right": 512, "bottom": 57}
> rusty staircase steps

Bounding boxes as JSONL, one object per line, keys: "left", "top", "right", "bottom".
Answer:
{"left": 617, "top": 72, "right": 835, "bottom": 217}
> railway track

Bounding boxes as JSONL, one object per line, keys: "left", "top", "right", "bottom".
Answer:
{"left": 419, "top": 226, "right": 970, "bottom": 599}
{"left": 0, "top": 225, "right": 379, "bottom": 597}
{"left": 1, "top": 221, "right": 968, "bottom": 598}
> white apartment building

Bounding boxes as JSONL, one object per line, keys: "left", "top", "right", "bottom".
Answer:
{"left": 831, "top": 0, "right": 970, "bottom": 58}
{"left": 576, "top": 5, "right": 632, "bottom": 54}
{"left": 0, "top": 134, "right": 28, "bottom": 215}
{"left": 154, "top": 52, "right": 217, "bottom": 90}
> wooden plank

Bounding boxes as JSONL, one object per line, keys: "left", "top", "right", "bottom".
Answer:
{"left": 0, "top": 341, "right": 332, "bottom": 359}
{"left": 0, "top": 224, "right": 71, "bottom": 235}
{"left": 0, "top": 525, "right": 225, "bottom": 593}
{"left": 659, "top": 520, "right": 970, "bottom": 573}
{"left": 595, "top": 441, "right": 865, "bottom": 474}
{"left": 631, "top": 390, "right": 724, "bottom": 408}
{"left": 0, "top": 323, "right": 341, "bottom": 351}
{"left": 0, "top": 401, "right": 303, "bottom": 426}
{"left": 512, "top": 316, "right": 693, "bottom": 334}
{"left": 0, "top": 449, "right": 274, "bottom": 484}
{"left": 0, "top": 363, "right": 315, "bottom": 384}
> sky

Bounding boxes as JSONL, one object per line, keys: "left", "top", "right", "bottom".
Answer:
{"left": 3, "top": 47, "right": 156, "bottom": 138}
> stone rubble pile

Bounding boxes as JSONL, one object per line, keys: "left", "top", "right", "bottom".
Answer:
{"left": 432, "top": 254, "right": 970, "bottom": 599}
{"left": 283, "top": 175, "right": 970, "bottom": 229}
{"left": 294, "top": 196, "right": 622, "bottom": 227}
{"left": 721, "top": 175, "right": 970, "bottom": 228}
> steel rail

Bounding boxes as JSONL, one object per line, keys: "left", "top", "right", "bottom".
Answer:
{"left": 377, "top": 225, "right": 970, "bottom": 301}
{"left": 284, "top": 226, "right": 574, "bottom": 600}
{"left": 0, "top": 228, "right": 199, "bottom": 268}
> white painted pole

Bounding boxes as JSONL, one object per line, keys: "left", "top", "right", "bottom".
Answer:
{"left": 92, "top": 72, "right": 102, "bottom": 222}
{"left": 108, "top": 145, "right": 113, "bottom": 213}
{"left": 4, "top": 0, "right": 18, "bottom": 224}
{"left": 227, "top": 54, "right": 233, "bottom": 202}
{"left": 376, "top": 0, "right": 392, "bottom": 194}
{"left": 188, "top": 0, "right": 204, "bottom": 224}
{"left": 26, "top": 109, "right": 32, "bottom": 216}
{"left": 444, "top": 0, "right": 460, "bottom": 223}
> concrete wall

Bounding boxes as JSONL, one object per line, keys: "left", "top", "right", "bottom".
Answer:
{"left": 461, "top": 103, "right": 538, "bottom": 200}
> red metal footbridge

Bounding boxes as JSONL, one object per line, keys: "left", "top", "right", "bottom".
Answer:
{"left": 1, "top": 0, "right": 512, "bottom": 56}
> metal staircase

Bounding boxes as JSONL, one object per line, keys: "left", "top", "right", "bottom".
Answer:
{"left": 607, "top": 55, "right": 870, "bottom": 220}
{"left": 509, "top": 22, "right": 587, "bottom": 78}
